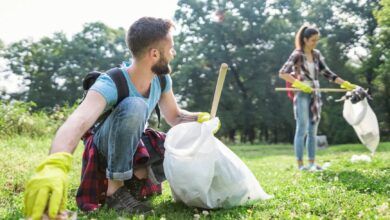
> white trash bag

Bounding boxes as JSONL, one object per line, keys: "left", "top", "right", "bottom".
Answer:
{"left": 163, "top": 118, "right": 272, "bottom": 209}
{"left": 342, "top": 88, "right": 379, "bottom": 154}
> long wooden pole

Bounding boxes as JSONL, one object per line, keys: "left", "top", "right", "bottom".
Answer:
{"left": 210, "top": 63, "right": 229, "bottom": 118}
{"left": 275, "top": 88, "right": 348, "bottom": 93}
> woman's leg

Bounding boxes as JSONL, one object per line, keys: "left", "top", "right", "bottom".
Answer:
{"left": 293, "top": 92, "right": 311, "bottom": 169}
{"left": 307, "top": 119, "right": 319, "bottom": 163}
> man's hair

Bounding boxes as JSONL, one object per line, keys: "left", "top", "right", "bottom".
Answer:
{"left": 127, "top": 17, "right": 174, "bottom": 59}
{"left": 295, "top": 24, "right": 320, "bottom": 50}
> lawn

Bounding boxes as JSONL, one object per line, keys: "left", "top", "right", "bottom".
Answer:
{"left": 0, "top": 136, "right": 389, "bottom": 219}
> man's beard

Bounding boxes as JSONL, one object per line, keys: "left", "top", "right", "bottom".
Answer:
{"left": 151, "top": 55, "right": 171, "bottom": 76}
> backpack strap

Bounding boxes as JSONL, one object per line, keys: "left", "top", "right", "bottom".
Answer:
{"left": 92, "top": 68, "right": 129, "bottom": 132}
{"left": 83, "top": 71, "right": 101, "bottom": 90}
{"left": 158, "top": 75, "right": 167, "bottom": 92}
{"left": 106, "top": 67, "right": 129, "bottom": 107}
{"left": 155, "top": 75, "right": 166, "bottom": 128}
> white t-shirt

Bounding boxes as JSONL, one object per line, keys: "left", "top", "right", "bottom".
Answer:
{"left": 307, "top": 61, "right": 315, "bottom": 79}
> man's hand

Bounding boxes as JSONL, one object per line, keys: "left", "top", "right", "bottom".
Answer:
{"left": 197, "top": 112, "right": 221, "bottom": 134}
{"left": 197, "top": 112, "right": 212, "bottom": 123}
{"left": 24, "top": 152, "right": 73, "bottom": 220}
{"left": 340, "top": 81, "right": 357, "bottom": 90}
{"left": 292, "top": 80, "right": 313, "bottom": 93}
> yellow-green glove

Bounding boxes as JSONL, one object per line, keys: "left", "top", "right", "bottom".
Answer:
{"left": 340, "top": 81, "right": 356, "bottom": 90}
{"left": 197, "top": 112, "right": 211, "bottom": 123}
{"left": 292, "top": 80, "right": 313, "bottom": 93}
{"left": 197, "top": 112, "right": 221, "bottom": 134}
{"left": 24, "top": 152, "right": 73, "bottom": 220}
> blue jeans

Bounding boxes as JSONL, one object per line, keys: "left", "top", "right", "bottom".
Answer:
{"left": 294, "top": 92, "right": 320, "bottom": 161}
{"left": 93, "top": 97, "right": 148, "bottom": 180}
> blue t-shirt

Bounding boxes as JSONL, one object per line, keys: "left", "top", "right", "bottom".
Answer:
{"left": 90, "top": 67, "right": 172, "bottom": 119}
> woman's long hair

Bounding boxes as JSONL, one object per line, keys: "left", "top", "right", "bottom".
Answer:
{"left": 295, "top": 25, "right": 320, "bottom": 50}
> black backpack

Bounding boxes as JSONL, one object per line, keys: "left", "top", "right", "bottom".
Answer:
{"left": 81, "top": 67, "right": 166, "bottom": 129}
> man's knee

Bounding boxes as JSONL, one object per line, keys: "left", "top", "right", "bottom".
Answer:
{"left": 114, "top": 97, "right": 148, "bottom": 125}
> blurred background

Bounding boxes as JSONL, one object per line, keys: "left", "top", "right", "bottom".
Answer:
{"left": 0, "top": 0, "right": 389, "bottom": 145}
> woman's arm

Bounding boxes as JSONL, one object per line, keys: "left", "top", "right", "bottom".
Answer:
{"left": 317, "top": 50, "right": 339, "bottom": 82}
{"left": 279, "top": 72, "right": 297, "bottom": 83}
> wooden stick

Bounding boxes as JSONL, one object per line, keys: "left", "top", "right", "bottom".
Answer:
{"left": 275, "top": 88, "right": 348, "bottom": 93}
{"left": 210, "top": 63, "right": 228, "bottom": 118}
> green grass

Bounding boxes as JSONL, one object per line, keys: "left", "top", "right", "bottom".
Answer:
{"left": 1, "top": 137, "right": 389, "bottom": 219}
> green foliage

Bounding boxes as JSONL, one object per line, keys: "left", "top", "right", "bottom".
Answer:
{"left": 375, "top": 0, "right": 390, "bottom": 26}
{"left": 1, "top": 22, "right": 128, "bottom": 108}
{"left": 1, "top": 0, "right": 389, "bottom": 144}
{"left": 172, "top": 0, "right": 383, "bottom": 143}
{"left": 172, "top": 0, "right": 299, "bottom": 143}
{"left": 372, "top": 0, "right": 390, "bottom": 138}
{"left": 0, "top": 100, "right": 75, "bottom": 138}
{"left": 1, "top": 136, "right": 389, "bottom": 219}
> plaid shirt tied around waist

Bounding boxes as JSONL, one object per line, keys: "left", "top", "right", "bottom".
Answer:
{"left": 76, "top": 128, "right": 166, "bottom": 212}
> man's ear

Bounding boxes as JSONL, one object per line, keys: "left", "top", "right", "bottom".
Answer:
{"left": 149, "top": 48, "right": 160, "bottom": 61}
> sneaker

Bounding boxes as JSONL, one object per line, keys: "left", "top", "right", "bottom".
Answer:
{"left": 106, "top": 186, "right": 152, "bottom": 214}
{"left": 308, "top": 164, "right": 323, "bottom": 172}
{"left": 298, "top": 165, "right": 308, "bottom": 171}
{"left": 124, "top": 176, "right": 146, "bottom": 201}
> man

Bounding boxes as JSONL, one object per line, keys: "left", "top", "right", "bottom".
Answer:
{"left": 24, "top": 17, "right": 214, "bottom": 219}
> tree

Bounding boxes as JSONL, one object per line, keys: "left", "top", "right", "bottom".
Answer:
{"left": 2, "top": 22, "right": 128, "bottom": 108}
{"left": 172, "top": 0, "right": 385, "bottom": 144}
{"left": 372, "top": 0, "right": 390, "bottom": 139}
{"left": 172, "top": 0, "right": 296, "bottom": 143}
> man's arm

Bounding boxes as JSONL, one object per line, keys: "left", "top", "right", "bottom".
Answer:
{"left": 50, "top": 90, "right": 106, "bottom": 154}
{"left": 24, "top": 90, "right": 106, "bottom": 219}
{"left": 158, "top": 89, "right": 199, "bottom": 126}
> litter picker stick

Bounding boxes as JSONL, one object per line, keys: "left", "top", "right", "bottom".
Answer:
{"left": 275, "top": 88, "right": 348, "bottom": 93}
{"left": 210, "top": 63, "right": 229, "bottom": 118}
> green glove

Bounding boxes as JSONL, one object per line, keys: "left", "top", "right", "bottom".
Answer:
{"left": 292, "top": 80, "right": 313, "bottom": 93}
{"left": 197, "top": 112, "right": 221, "bottom": 134}
{"left": 340, "top": 81, "right": 356, "bottom": 90}
{"left": 24, "top": 152, "right": 73, "bottom": 220}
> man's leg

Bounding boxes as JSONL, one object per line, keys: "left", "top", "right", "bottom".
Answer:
{"left": 133, "top": 167, "right": 148, "bottom": 179}
{"left": 93, "top": 97, "right": 151, "bottom": 213}
{"left": 124, "top": 130, "right": 166, "bottom": 201}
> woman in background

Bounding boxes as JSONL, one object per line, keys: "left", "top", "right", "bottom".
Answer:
{"left": 278, "top": 24, "right": 358, "bottom": 171}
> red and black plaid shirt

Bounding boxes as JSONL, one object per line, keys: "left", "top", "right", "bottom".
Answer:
{"left": 76, "top": 128, "right": 166, "bottom": 212}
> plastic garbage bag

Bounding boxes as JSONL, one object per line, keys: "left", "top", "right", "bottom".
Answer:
{"left": 343, "top": 88, "right": 379, "bottom": 154}
{"left": 163, "top": 118, "right": 272, "bottom": 209}
{"left": 343, "top": 94, "right": 367, "bottom": 126}
{"left": 350, "top": 154, "right": 372, "bottom": 163}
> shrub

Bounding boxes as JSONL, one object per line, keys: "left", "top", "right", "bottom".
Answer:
{"left": 0, "top": 100, "right": 76, "bottom": 137}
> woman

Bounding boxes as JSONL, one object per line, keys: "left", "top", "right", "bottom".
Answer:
{"left": 279, "top": 25, "right": 357, "bottom": 171}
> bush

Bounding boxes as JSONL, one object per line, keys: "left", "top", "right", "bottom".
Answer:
{"left": 0, "top": 100, "right": 75, "bottom": 137}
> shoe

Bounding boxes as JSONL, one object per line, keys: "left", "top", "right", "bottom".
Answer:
{"left": 124, "top": 176, "right": 146, "bottom": 201}
{"left": 308, "top": 164, "right": 323, "bottom": 172}
{"left": 298, "top": 165, "right": 308, "bottom": 171}
{"left": 106, "top": 186, "right": 152, "bottom": 214}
